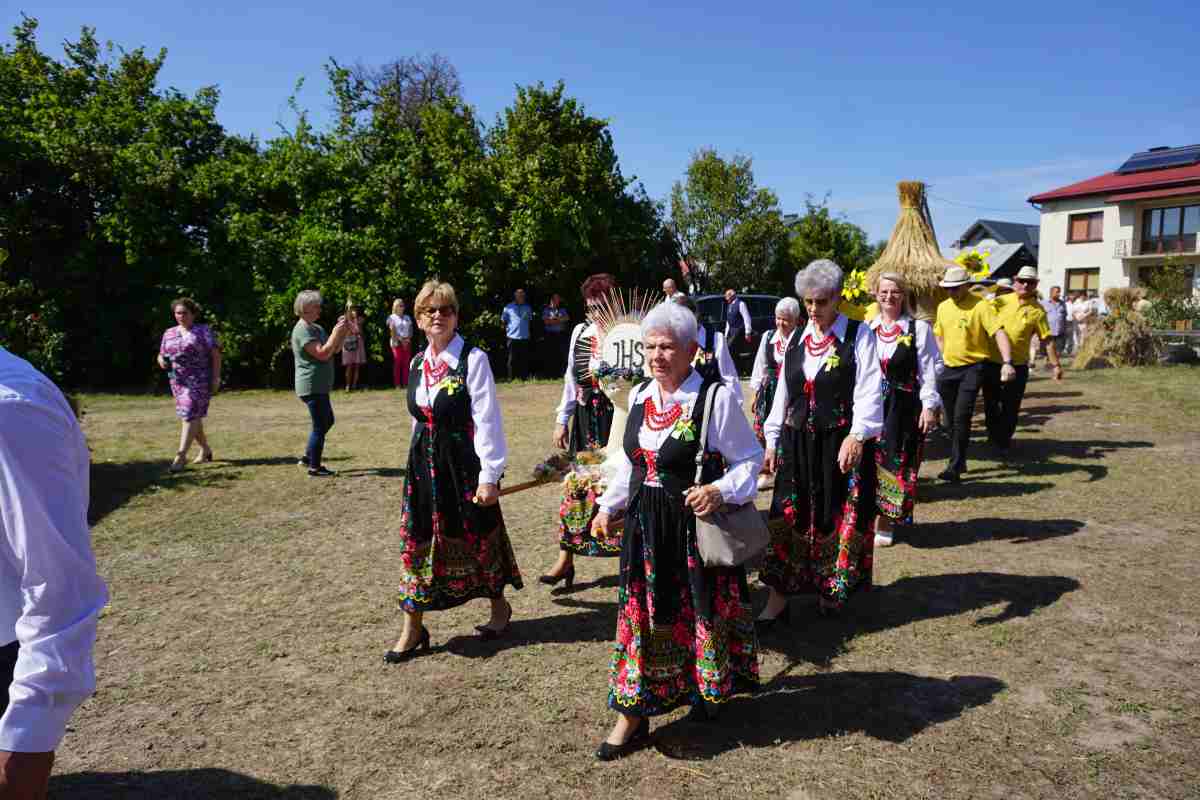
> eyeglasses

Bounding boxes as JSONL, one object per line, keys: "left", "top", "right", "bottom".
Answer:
{"left": 422, "top": 305, "right": 456, "bottom": 318}
{"left": 1015, "top": 279, "right": 1039, "bottom": 285}
{"left": 877, "top": 290, "right": 904, "bottom": 298}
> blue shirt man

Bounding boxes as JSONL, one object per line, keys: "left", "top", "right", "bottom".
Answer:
{"left": 501, "top": 288, "right": 533, "bottom": 380}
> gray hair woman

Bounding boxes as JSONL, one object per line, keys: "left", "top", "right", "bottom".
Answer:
{"left": 291, "top": 290, "right": 350, "bottom": 476}
{"left": 588, "top": 301, "right": 763, "bottom": 759}
{"left": 758, "top": 259, "right": 884, "bottom": 625}
{"left": 749, "top": 297, "right": 802, "bottom": 454}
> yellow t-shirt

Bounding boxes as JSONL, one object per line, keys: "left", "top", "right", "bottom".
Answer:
{"left": 988, "top": 294, "right": 1052, "bottom": 366}
{"left": 933, "top": 293, "right": 1003, "bottom": 367}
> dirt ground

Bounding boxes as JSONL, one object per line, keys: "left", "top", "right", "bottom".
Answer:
{"left": 56, "top": 366, "right": 1200, "bottom": 799}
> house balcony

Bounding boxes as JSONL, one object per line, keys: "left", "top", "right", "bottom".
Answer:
{"left": 1114, "top": 235, "right": 1199, "bottom": 259}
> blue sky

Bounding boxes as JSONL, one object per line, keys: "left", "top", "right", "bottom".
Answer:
{"left": 14, "top": 1, "right": 1200, "bottom": 247}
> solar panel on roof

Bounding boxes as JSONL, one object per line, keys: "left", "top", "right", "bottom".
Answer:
{"left": 1117, "top": 144, "right": 1200, "bottom": 174}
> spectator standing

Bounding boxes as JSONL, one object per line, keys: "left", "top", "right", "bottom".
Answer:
{"left": 662, "top": 278, "right": 685, "bottom": 301}
{"left": 541, "top": 293, "right": 571, "bottom": 378}
{"left": 723, "top": 288, "right": 753, "bottom": 361}
{"left": 1, "top": 346, "right": 108, "bottom": 799}
{"left": 1043, "top": 286, "right": 1069, "bottom": 359}
{"left": 291, "top": 290, "right": 350, "bottom": 477}
{"left": 1072, "top": 292, "right": 1098, "bottom": 351}
{"left": 387, "top": 299, "right": 415, "bottom": 388}
{"left": 501, "top": 288, "right": 533, "bottom": 381}
{"left": 341, "top": 307, "right": 366, "bottom": 392}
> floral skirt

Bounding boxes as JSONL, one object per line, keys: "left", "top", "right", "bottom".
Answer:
{"left": 171, "top": 378, "right": 211, "bottom": 421}
{"left": 760, "top": 426, "right": 876, "bottom": 608}
{"left": 876, "top": 431, "right": 925, "bottom": 525}
{"left": 608, "top": 484, "right": 759, "bottom": 716}
{"left": 396, "top": 436, "right": 523, "bottom": 612}
{"left": 558, "top": 478, "right": 622, "bottom": 557}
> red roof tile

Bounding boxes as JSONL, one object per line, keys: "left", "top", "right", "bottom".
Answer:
{"left": 1104, "top": 184, "right": 1200, "bottom": 203}
{"left": 1028, "top": 163, "right": 1200, "bottom": 204}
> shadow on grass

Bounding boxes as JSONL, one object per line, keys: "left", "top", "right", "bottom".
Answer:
{"left": 1022, "top": 390, "right": 1083, "bottom": 400}
{"left": 336, "top": 467, "right": 406, "bottom": 478}
{"left": 758, "top": 572, "right": 1080, "bottom": 667}
{"left": 652, "top": 671, "right": 1005, "bottom": 760}
{"left": 89, "top": 461, "right": 242, "bottom": 525}
{"left": 51, "top": 769, "right": 336, "bottom": 799}
{"left": 921, "top": 479, "right": 1056, "bottom": 503}
{"left": 907, "top": 517, "right": 1085, "bottom": 548}
{"left": 443, "top": 597, "right": 615, "bottom": 658}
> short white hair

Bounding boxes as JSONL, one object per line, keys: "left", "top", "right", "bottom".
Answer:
{"left": 775, "top": 297, "right": 801, "bottom": 320}
{"left": 641, "top": 301, "right": 697, "bottom": 345}
{"left": 795, "top": 259, "right": 844, "bottom": 299}
{"left": 294, "top": 289, "right": 323, "bottom": 316}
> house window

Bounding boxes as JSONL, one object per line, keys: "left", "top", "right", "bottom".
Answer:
{"left": 1066, "top": 268, "right": 1101, "bottom": 298}
{"left": 1067, "top": 212, "right": 1104, "bottom": 243}
{"left": 1141, "top": 204, "right": 1200, "bottom": 254}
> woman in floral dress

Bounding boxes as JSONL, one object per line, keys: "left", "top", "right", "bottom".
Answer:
{"left": 543, "top": 274, "right": 620, "bottom": 586}
{"left": 384, "top": 281, "right": 523, "bottom": 663}
{"left": 869, "top": 273, "right": 942, "bottom": 547}
{"left": 758, "top": 260, "right": 884, "bottom": 626}
{"left": 589, "top": 301, "right": 762, "bottom": 760}
{"left": 157, "top": 298, "right": 221, "bottom": 472}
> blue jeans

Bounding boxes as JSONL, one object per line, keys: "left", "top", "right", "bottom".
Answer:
{"left": 299, "top": 393, "right": 335, "bottom": 467}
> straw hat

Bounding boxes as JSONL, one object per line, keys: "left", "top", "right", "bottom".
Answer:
{"left": 1015, "top": 266, "right": 1039, "bottom": 281}
{"left": 993, "top": 278, "right": 1014, "bottom": 294}
{"left": 939, "top": 266, "right": 972, "bottom": 288}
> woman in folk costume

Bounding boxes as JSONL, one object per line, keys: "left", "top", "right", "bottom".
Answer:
{"left": 384, "top": 281, "right": 522, "bottom": 663}
{"left": 868, "top": 273, "right": 942, "bottom": 548}
{"left": 758, "top": 259, "right": 884, "bottom": 627}
{"left": 542, "top": 274, "right": 621, "bottom": 586}
{"left": 589, "top": 302, "right": 762, "bottom": 760}
{"left": 749, "top": 298, "right": 802, "bottom": 489}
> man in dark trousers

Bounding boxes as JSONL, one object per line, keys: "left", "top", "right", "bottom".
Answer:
{"left": 1, "top": 346, "right": 108, "bottom": 799}
{"left": 501, "top": 288, "right": 533, "bottom": 381}
{"left": 723, "top": 288, "right": 753, "bottom": 363}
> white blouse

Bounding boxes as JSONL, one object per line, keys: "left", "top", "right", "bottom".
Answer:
{"left": 388, "top": 313, "right": 414, "bottom": 344}
{"left": 596, "top": 370, "right": 764, "bottom": 514}
{"left": 749, "top": 328, "right": 793, "bottom": 392}
{"left": 696, "top": 326, "right": 744, "bottom": 407}
{"left": 867, "top": 315, "right": 943, "bottom": 411}
{"left": 763, "top": 314, "right": 884, "bottom": 450}
{"left": 411, "top": 335, "right": 507, "bottom": 485}
{"left": 554, "top": 322, "right": 596, "bottom": 426}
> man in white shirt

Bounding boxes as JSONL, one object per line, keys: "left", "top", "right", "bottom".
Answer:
{"left": 662, "top": 278, "right": 685, "bottom": 301}
{"left": 0, "top": 346, "right": 107, "bottom": 798}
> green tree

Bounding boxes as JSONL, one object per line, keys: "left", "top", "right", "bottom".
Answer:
{"left": 785, "top": 195, "right": 876, "bottom": 280}
{"left": 669, "top": 148, "right": 790, "bottom": 293}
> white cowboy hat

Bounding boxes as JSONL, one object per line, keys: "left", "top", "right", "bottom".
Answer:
{"left": 1015, "top": 266, "right": 1039, "bottom": 281}
{"left": 940, "top": 266, "right": 973, "bottom": 288}
{"left": 994, "top": 278, "right": 1014, "bottom": 294}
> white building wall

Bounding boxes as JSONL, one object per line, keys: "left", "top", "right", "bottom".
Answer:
{"left": 1036, "top": 198, "right": 1131, "bottom": 292}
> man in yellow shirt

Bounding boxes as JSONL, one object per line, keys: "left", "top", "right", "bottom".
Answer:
{"left": 983, "top": 266, "right": 1063, "bottom": 450}
{"left": 933, "top": 266, "right": 1016, "bottom": 482}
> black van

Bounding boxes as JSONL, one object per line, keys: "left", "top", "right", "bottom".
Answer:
{"left": 692, "top": 293, "right": 782, "bottom": 376}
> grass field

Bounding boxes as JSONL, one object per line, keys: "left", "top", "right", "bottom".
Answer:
{"left": 53, "top": 366, "right": 1200, "bottom": 799}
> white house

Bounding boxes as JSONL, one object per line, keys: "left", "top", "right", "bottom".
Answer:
{"left": 1029, "top": 144, "right": 1200, "bottom": 298}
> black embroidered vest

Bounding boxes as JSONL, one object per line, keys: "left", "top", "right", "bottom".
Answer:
{"left": 784, "top": 319, "right": 861, "bottom": 432}
{"left": 624, "top": 376, "right": 724, "bottom": 495}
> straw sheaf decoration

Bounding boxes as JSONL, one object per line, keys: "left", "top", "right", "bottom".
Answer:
{"left": 866, "top": 181, "right": 955, "bottom": 320}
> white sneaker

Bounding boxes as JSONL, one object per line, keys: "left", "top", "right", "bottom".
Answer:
{"left": 874, "top": 531, "right": 894, "bottom": 548}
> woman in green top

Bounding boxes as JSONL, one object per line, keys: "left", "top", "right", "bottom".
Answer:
{"left": 292, "top": 290, "right": 350, "bottom": 476}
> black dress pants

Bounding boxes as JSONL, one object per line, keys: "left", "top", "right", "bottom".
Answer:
{"left": 983, "top": 363, "right": 1029, "bottom": 448}
{"left": 1, "top": 640, "right": 18, "bottom": 717}
{"left": 937, "top": 362, "right": 985, "bottom": 475}
{"left": 507, "top": 338, "right": 530, "bottom": 381}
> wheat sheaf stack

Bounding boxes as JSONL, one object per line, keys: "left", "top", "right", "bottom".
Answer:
{"left": 866, "top": 181, "right": 955, "bottom": 321}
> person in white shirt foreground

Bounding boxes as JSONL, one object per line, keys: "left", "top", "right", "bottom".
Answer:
{"left": 867, "top": 273, "right": 942, "bottom": 548}
{"left": 384, "top": 281, "right": 522, "bottom": 664}
{"left": 0, "top": 346, "right": 108, "bottom": 799}
{"left": 589, "top": 302, "right": 762, "bottom": 760}
{"left": 759, "top": 259, "right": 884, "bottom": 626}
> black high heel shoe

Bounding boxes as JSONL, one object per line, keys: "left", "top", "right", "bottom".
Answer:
{"left": 538, "top": 566, "right": 575, "bottom": 589}
{"left": 383, "top": 626, "right": 430, "bottom": 664}
{"left": 475, "top": 601, "right": 513, "bottom": 641}
{"left": 595, "top": 717, "right": 650, "bottom": 761}
{"left": 754, "top": 602, "right": 791, "bottom": 633}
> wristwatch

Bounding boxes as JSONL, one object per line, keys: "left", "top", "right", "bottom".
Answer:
{"left": 853, "top": 432, "right": 865, "bottom": 443}
{"left": 1003, "top": 360, "right": 1013, "bottom": 366}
